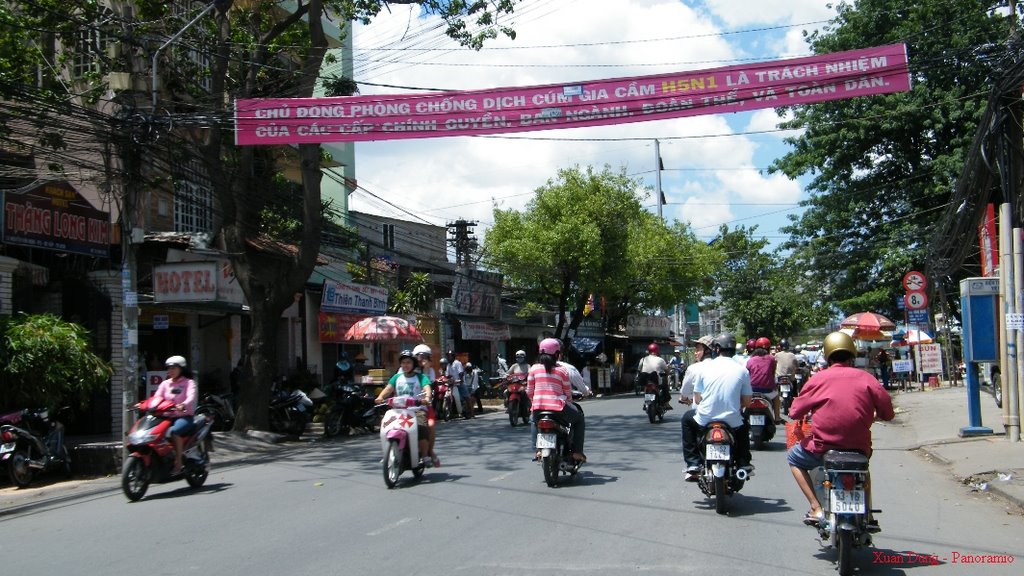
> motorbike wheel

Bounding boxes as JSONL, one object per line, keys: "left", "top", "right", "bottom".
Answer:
{"left": 121, "top": 456, "right": 150, "bottom": 502}
{"left": 508, "top": 399, "right": 519, "bottom": 427}
{"left": 542, "top": 453, "right": 558, "bottom": 487}
{"left": 186, "top": 460, "right": 208, "bottom": 488}
{"left": 268, "top": 413, "right": 287, "bottom": 434}
{"left": 647, "top": 405, "right": 657, "bottom": 424}
{"left": 714, "top": 475, "right": 728, "bottom": 515}
{"left": 837, "top": 528, "right": 854, "bottom": 576}
{"left": 324, "top": 415, "right": 344, "bottom": 438}
{"left": 383, "top": 439, "right": 402, "bottom": 489}
{"left": 8, "top": 449, "right": 33, "bottom": 488}
{"left": 753, "top": 436, "right": 765, "bottom": 451}
{"left": 442, "top": 397, "right": 455, "bottom": 422}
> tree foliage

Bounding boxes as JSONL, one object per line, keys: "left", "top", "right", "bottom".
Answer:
{"left": 485, "top": 165, "right": 717, "bottom": 337}
{"left": 0, "top": 314, "right": 113, "bottom": 410}
{"left": 771, "top": 0, "right": 1006, "bottom": 316}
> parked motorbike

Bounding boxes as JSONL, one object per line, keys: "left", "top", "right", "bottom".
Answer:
{"left": 379, "top": 395, "right": 432, "bottom": 488}
{"left": 534, "top": 392, "right": 584, "bottom": 487}
{"left": 746, "top": 393, "right": 777, "bottom": 450}
{"left": 812, "top": 450, "right": 880, "bottom": 576}
{"left": 269, "top": 385, "right": 313, "bottom": 436}
{"left": 432, "top": 375, "right": 458, "bottom": 422}
{"left": 503, "top": 374, "right": 530, "bottom": 427}
{"left": 695, "top": 421, "right": 751, "bottom": 514}
{"left": 323, "top": 381, "right": 377, "bottom": 438}
{"left": 0, "top": 407, "right": 72, "bottom": 488}
{"left": 642, "top": 378, "right": 665, "bottom": 423}
{"left": 195, "top": 392, "right": 235, "bottom": 431}
{"left": 121, "top": 397, "right": 213, "bottom": 501}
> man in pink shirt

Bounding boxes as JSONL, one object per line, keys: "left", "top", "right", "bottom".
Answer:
{"left": 787, "top": 332, "right": 894, "bottom": 527}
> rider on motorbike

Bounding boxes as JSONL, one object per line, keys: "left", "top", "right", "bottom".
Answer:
{"left": 376, "top": 350, "right": 435, "bottom": 466}
{"left": 774, "top": 339, "right": 799, "bottom": 419}
{"left": 681, "top": 333, "right": 753, "bottom": 482}
{"left": 638, "top": 343, "right": 672, "bottom": 410}
{"left": 412, "top": 344, "right": 440, "bottom": 466}
{"left": 510, "top": 350, "right": 530, "bottom": 376}
{"left": 529, "top": 338, "right": 586, "bottom": 463}
{"left": 151, "top": 355, "right": 197, "bottom": 474}
{"left": 787, "top": 331, "right": 895, "bottom": 528}
{"left": 746, "top": 337, "right": 779, "bottom": 422}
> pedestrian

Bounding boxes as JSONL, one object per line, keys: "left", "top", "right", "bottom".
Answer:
{"left": 446, "top": 350, "right": 471, "bottom": 418}
{"left": 876, "top": 348, "right": 891, "bottom": 389}
{"left": 495, "top": 353, "right": 509, "bottom": 377}
{"left": 466, "top": 362, "right": 485, "bottom": 412}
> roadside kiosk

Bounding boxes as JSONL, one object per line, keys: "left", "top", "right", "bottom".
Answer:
{"left": 959, "top": 277, "right": 998, "bottom": 436}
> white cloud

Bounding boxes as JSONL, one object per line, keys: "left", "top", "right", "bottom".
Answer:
{"left": 701, "top": 0, "right": 834, "bottom": 28}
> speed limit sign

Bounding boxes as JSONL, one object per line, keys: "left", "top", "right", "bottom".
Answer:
{"left": 905, "top": 290, "right": 928, "bottom": 310}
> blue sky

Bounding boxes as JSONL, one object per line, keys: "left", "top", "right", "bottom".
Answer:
{"left": 347, "top": 0, "right": 838, "bottom": 253}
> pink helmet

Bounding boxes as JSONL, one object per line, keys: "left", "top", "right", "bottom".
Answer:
{"left": 538, "top": 338, "right": 562, "bottom": 355}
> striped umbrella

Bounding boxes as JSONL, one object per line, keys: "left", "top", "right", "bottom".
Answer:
{"left": 342, "top": 315, "right": 423, "bottom": 342}
{"left": 839, "top": 311, "right": 897, "bottom": 332}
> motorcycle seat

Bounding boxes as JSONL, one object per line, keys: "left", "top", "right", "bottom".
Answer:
{"left": 823, "top": 450, "right": 869, "bottom": 470}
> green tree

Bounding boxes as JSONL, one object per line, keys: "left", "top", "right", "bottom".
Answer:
{"left": 0, "top": 314, "right": 113, "bottom": 410}
{"left": 485, "top": 165, "right": 716, "bottom": 337}
{"left": 771, "top": 0, "right": 1006, "bottom": 315}
{"left": 713, "top": 225, "right": 824, "bottom": 339}
{"left": 390, "top": 272, "right": 433, "bottom": 315}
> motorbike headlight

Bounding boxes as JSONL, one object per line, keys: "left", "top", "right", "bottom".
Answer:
{"left": 128, "top": 430, "right": 159, "bottom": 444}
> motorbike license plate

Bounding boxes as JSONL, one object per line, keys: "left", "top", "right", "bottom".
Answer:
{"left": 780, "top": 384, "right": 792, "bottom": 393}
{"left": 749, "top": 414, "right": 766, "bottom": 426}
{"left": 705, "top": 444, "right": 730, "bottom": 460}
{"left": 644, "top": 394, "right": 656, "bottom": 402}
{"left": 830, "top": 489, "right": 866, "bottom": 514}
{"left": 536, "top": 433, "right": 557, "bottom": 449}
{"left": 0, "top": 442, "right": 13, "bottom": 455}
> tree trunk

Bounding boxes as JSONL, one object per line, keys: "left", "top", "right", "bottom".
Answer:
{"left": 234, "top": 300, "right": 279, "bottom": 430}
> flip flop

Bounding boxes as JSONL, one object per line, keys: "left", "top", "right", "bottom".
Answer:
{"left": 571, "top": 453, "right": 587, "bottom": 463}
{"left": 802, "top": 510, "right": 824, "bottom": 526}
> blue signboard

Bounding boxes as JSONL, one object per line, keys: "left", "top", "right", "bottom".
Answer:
{"left": 907, "top": 308, "right": 929, "bottom": 326}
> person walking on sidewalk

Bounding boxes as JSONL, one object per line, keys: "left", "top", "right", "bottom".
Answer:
{"left": 787, "top": 331, "right": 895, "bottom": 528}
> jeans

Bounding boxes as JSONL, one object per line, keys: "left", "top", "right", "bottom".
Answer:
{"left": 531, "top": 402, "right": 585, "bottom": 454}
{"left": 680, "top": 409, "right": 750, "bottom": 468}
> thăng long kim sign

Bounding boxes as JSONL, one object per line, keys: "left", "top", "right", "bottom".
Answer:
{"left": 235, "top": 43, "right": 910, "bottom": 145}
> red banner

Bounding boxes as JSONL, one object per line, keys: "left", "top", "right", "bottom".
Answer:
{"left": 318, "top": 311, "right": 367, "bottom": 343}
{"left": 236, "top": 43, "right": 911, "bottom": 145}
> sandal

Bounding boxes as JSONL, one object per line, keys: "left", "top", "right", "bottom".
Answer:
{"left": 571, "top": 452, "right": 587, "bottom": 463}
{"left": 802, "top": 510, "right": 824, "bottom": 526}
{"left": 532, "top": 451, "right": 542, "bottom": 462}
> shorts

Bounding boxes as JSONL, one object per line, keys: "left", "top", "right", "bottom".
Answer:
{"left": 753, "top": 390, "right": 778, "bottom": 400}
{"left": 787, "top": 442, "right": 824, "bottom": 470}
{"left": 170, "top": 416, "right": 195, "bottom": 436}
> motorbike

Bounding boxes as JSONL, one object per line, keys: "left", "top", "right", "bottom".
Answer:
{"left": 813, "top": 450, "right": 879, "bottom": 576}
{"left": 195, "top": 392, "right": 235, "bottom": 431}
{"left": 642, "top": 376, "right": 666, "bottom": 423}
{"left": 0, "top": 407, "right": 72, "bottom": 488}
{"left": 696, "top": 421, "right": 751, "bottom": 514}
{"left": 269, "top": 386, "right": 313, "bottom": 436}
{"left": 746, "top": 393, "right": 777, "bottom": 450}
{"left": 503, "top": 374, "right": 530, "bottom": 427}
{"left": 779, "top": 374, "right": 795, "bottom": 416}
{"left": 121, "top": 397, "right": 213, "bottom": 501}
{"left": 323, "top": 380, "right": 377, "bottom": 438}
{"left": 534, "top": 392, "right": 584, "bottom": 487}
{"left": 379, "top": 395, "right": 432, "bottom": 488}
{"left": 432, "top": 375, "right": 458, "bottom": 422}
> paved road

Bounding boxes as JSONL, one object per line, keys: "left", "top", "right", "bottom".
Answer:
{"left": 1, "top": 396, "right": 1022, "bottom": 575}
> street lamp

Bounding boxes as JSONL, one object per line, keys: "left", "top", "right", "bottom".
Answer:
{"left": 150, "top": 1, "right": 225, "bottom": 110}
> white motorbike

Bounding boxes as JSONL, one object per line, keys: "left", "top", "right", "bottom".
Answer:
{"left": 378, "top": 395, "right": 432, "bottom": 488}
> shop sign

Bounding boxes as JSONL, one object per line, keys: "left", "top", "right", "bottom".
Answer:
{"left": 166, "top": 249, "right": 245, "bottom": 305}
{"left": 321, "top": 280, "right": 388, "bottom": 314}
{"left": 1, "top": 181, "right": 110, "bottom": 257}
{"left": 626, "top": 315, "right": 671, "bottom": 338}
{"left": 916, "top": 343, "right": 944, "bottom": 374}
{"left": 318, "top": 311, "right": 367, "bottom": 343}
{"left": 460, "top": 320, "right": 510, "bottom": 341}
{"left": 154, "top": 262, "right": 218, "bottom": 303}
{"left": 452, "top": 269, "right": 501, "bottom": 318}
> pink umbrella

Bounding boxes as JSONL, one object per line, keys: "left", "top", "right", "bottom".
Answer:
{"left": 342, "top": 316, "right": 422, "bottom": 342}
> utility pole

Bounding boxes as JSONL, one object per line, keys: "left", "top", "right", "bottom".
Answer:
{"left": 447, "top": 219, "right": 478, "bottom": 269}
{"left": 654, "top": 139, "right": 665, "bottom": 222}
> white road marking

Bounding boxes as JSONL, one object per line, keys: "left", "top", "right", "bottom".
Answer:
{"left": 488, "top": 472, "right": 513, "bottom": 482}
{"left": 366, "top": 517, "right": 412, "bottom": 536}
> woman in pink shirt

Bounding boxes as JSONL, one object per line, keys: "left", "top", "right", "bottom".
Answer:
{"left": 152, "top": 355, "right": 198, "bottom": 474}
{"left": 528, "top": 338, "right": 586, "bottom": 463}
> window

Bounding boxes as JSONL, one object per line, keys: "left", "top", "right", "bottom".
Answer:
{"left": 173, "top": 157, "right": 213, "bottom": 234}
{"left": 71, "top": 11, "right": 113, "bottom": 78}
{"left": 382, "top": 224, "right": 395, "bottom": 249}
{"left": 172, "top": 1, "right": 213, "bottom": 93}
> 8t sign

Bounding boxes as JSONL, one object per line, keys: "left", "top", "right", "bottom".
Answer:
{"left": 905, "top": 290, "right": 928, "bottom": 310}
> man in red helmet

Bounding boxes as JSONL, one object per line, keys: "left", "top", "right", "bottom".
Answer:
{"left": 638, "top": 342, "right": 672, "bottom": 410}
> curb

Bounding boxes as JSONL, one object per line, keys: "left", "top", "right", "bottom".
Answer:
{"left": 916, "top": 443, "right": 1024, "bottom": 513}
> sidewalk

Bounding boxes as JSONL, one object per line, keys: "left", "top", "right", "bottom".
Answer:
{"left": 879, "top": 383, "right": 1024, "bottom": 512}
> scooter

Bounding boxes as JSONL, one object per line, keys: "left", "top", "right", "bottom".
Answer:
{"left": 503, "top": 374, "right": 530, "bottom": 427}
{"left": 269, "top": 385, "right": 313, "bottom": 436}
{"left": 812, "top": 450, "right": 880, "bottom": 576}
{"left": 695, "top": 421, "right": 751, "bottom": 515}
{"left": 323, "top": 380, "right": 377, "bottom": 438}
{"left": 121, "top": 397, "right": 213, "bottom": 501}
{"left": 779, "top": 374, "right": 795, "bottom": 416}
{"left": 432, "top": 375, "right": 458, "bottom": 422}
{"left": 195, "top": 392, "right": 235, "bottom": 431}
{"left": 534, "top": 392, "right": 584, "bottom": 488}
{"left": 746, "top": 394, "right": 777, "bottom": 450}
{"left": 642, "top": 379, "right": 665, "bottom": 423}
{"left": 0, "top": 407, "right": 72, "bottom": 488}
{"left": 379, "top": 395, "right": 432, "bottom": 488}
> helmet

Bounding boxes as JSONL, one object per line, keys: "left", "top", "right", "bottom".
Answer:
{"left": 165, "top": 355, "right": 187, "bottom": 368}
{"left": 465, "top": 362, "right": 473, "bottom": 369}
{"left": 515, "top": 349, "right": 527, "bottom": 359}
{"left": 412, "top": 344, "right": 432, "bottom": 358}
{"left": 335, "top": 359, "right": 351, "bottom": 372}
{"left": 755, "top": 337, "right": 771, "bottom": 350}
{"left": 823, "top": 331, "right": 857, "bottom": 363}
{"left": 538, "top": 338, "right": 562, "bottom": 355}
{"left": 779, "top": 339, "right": 790, "bottom": 350}
{"left": 713, "top": 333, "right": 737, "bottom": 352}
{"left": 439, "top": 358, "right": 448, "bottom": 366}
{"left": 647, "top": 343, "right": 659, "bottom": 354}
{"left": 694, "top": 335, "right": 715, "bottom": 350}
{"left": 745, "top": 339, "right": 756, "bottom": 353}
{"left": 399, "top": 349, "right": 415, "bottom": 363}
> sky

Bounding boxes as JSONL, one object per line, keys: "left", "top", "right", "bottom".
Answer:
{"left": 346, "top": 0, "right": 838, "bottom": 256}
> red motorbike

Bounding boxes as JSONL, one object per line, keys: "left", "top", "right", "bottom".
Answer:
{"left": 503, "top": 374, "right": 530, "bottom": 427}
{"left": 432, "top": 376, "right": 457, "bottom": 422}
{"left": 121, "top": 397, "right": 213, "bottom": 502}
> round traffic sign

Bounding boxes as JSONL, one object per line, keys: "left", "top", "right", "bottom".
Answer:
{"left": 905, "top": 290, "right": 928, "bottom": 310}
{"left": 903, "top": 271, "right": 926, "bottom": 292}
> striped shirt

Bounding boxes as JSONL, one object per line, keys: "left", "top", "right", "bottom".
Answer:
{"left": 526, "top": 363, "right": 572, "bottom": 412}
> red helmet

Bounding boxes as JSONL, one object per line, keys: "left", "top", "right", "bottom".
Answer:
{"left": 745, "top": 339, "right": 756, "bottom": 353}
{"left": 755, "top": 337, "right": 771, "bottom": 350}
{"left": 647, "top": 343, "right": 659, "bottom": 354}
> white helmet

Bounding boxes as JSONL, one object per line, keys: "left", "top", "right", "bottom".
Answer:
{"left": 412, "top": 344, "right": 432, "bottom": 357}
{"left": 515, "top": 350, "right": 526, "bottom": 358}
{"left": 165, "top": 355, "right": 187, "bottom": 368}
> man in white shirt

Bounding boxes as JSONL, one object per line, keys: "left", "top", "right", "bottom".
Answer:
{"left": 558, "top": 360, "right": 593, "bottom": 397}
{"left": 446, "top": 350, "right": 470, "bottom": 418}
